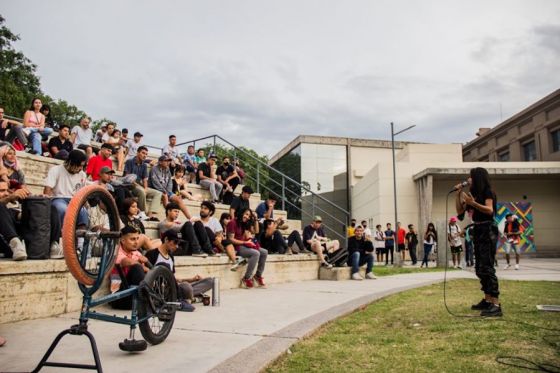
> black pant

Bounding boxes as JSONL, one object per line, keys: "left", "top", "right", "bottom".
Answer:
{"left": 260, "top": 230, "right": 287, "bottom": 254}
{"left": 287, "top": 230, "right": 304, "bottom": 253}
{"left": 408, "top": 244, "right": 418, "bottom": 264}
{"left": 221, "top": 177, "right": 241, "bottom": 205}
{"left": 177, "top": 221, "right": 213, "bottom": 255}
{"left": 473, "top": 224, "right": 500, "bottom": 298}
{"left": 385, "top": 246, "right": 394, "bottom": 265}
{"left": 110, "top": 264, "right": 146, "bottom": 309}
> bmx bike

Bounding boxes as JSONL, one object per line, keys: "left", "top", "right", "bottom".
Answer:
{"left": 33, "top": 185, "right": 177, "bottom": 373}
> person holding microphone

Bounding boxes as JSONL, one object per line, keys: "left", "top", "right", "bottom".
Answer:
{"left": 455, "top": 167, "right": 502, "bottom": 317}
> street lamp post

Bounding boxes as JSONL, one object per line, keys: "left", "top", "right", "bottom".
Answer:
{"left": 391, "top": 122, "right": 416, "bottom": 267}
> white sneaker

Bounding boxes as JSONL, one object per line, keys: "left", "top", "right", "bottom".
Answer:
{"left": 351, "top": 272, "right": 363, "bottom": 281}
{"left": 503, "top": 264, "right": 510, "bottom": 270}
{"left": 10, "top": 237, "right": 27, "bottom": 261}
{"left": 230, "top": 257, "right": 247, "bottom": 272}
{"left": 515, "top": 264, "right": 519, "bottom": 270}
{"left": 49, "top": 241, "right": 64, "bottom": 259}
{"left": 365, "top": 272, "right": 377, "bottom": 280}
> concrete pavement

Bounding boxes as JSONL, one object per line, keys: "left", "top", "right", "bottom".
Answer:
{"left": 1, "top": 258, "right": 558, "bottom": 373}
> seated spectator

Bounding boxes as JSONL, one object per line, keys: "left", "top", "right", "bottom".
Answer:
{"left": 43, "top": 149, "right": 88, "bottom": 229}
{"left": 109, "top": 226, "right": 151, "bottom": 309}
{"left": 23, "top": 98, "right": 54, "bottom": 155}
{"left": 40, "top": 104, "right": 55, "bottom": 130}
{"left": 226, "top": 208, "right": 267, "bottom": 288}
{"left": 216, "top": 156, "right": 240, "bottom": 205}
{"left": 149, "top": 154, "right": 192, "bottom": 219}
{"left": 70, "top": 116, "right": 93, "bottom": 158}
{"left": 258, "top": 219, "right": 307, "bottom": 255}
{"left": 348, "top": 225, "right": 376, "bottom": 280}
{"left": 124, "top": 146, "right": 162, "bottom": 221}
{"left": 194, "top": 148, "right": 206, "bottom": 165}
{"left": 48, "top": 124, "right": 73, "bottom": 159}
{"left": 0, "top": 106, "right": 28, "bottom": 149}
{"left": 146, "top": 230, "right": 214, "bottom": 312}
{"left": 126, "top": 131, "right": 143, "bottom": 161}
{"left": 230, "top": 185, "right": 253, "bottom": 220}
{"left": 172, "top": 165, "right": 199, "bottom": 201}
{"left": 218, "top": 212, "right": 246, "bottom": 271}
{"left": 101, "top": 123, "right": 124, "bottom": 172}
{"left": 94, "top": 124, "right": 107, "bottom": 143}
{"left": 120, "top": 198, "right": 160, "bottom": 250}
{"left": 0, "top": 144, "right": 25, "bottom": 187}
{"left": 197, "top": 153, "right": 222, "bottom": 203}
{"left": 158, "top": 202, "right": 214, "bottom": 257}
{"left": 86, "top": 143, "right": 113, "bottom": 181}
{"left": 0, "top": 180, "right": 62, "bottom": 260}
{"left": 303, "top": 216, "right": 340, "bottom": 268}
{"left": 120, "top": 128, "right": 129, "bottom": 149}
{"left": 182, "top": 145, "right": 197, "bottom": 183}
{"left": 373, "top": 224, "right": 385, "bottom": 263}
{"left": 162, "top": 135, "right": 181, "bottom": 174}
{"left": 234, "top": 159, "right": 245, "bottom": 184}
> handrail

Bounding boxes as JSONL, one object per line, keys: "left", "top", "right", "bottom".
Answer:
{"left": 177, "top": 134, "right": 350, "bottom": 215}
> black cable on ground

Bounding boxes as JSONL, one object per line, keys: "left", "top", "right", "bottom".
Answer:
{"left": 442, "top": 191, "right": 560, "bottom": 372}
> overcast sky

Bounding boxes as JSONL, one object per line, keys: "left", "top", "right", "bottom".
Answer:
{"left": 2, "top": 0, "right": 560, "bottom": 156}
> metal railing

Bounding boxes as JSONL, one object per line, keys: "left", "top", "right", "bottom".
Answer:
{"left": 176, "top": 135, "right": 350, "bottom": 246}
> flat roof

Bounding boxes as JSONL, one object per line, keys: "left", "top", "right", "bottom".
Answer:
{"left": 413, "top": 165, "right": 560, "bottom": 181}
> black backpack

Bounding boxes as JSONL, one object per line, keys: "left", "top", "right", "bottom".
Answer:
{"left": 20, "top": 197, "right": 51, "bottom": 259}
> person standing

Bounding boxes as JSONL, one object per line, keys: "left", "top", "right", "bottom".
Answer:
{"left": 405, "top": 224, "right": 418, "bottom": 265}
{"left": 361, "top": 220, "right": 372, "bottom": 241}
{"left": 396, "top": 222, "right": 407, "bottom": 262}
{"left": 503, "top": 214, "right": 522, "bottom": 270}
{"left": 456, "top": 167, "right": 502, "bottom": 317}
{"left": 447, "top": 216, "right": 463, "bottom": 269}
{"left": 464, "top": 225, "right": 474, "bottom": 267}
{"left": 384, "top": 223, "right": 395, "bottom": 265}
{"left": 421, "top": 223, "right": 437, "bottom": 268}
{"left": 373, "top": 224, "right": 385, "bottom": 263}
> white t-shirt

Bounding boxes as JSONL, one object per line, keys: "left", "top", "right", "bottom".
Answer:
{"left": 126, "top": 139, "right": 142, "bottom": 160}
{"left": 162, "top": 144, "right": 179, "bottom": 159}
{"left": 44, "top": 165, "right": 87, "bottom": 198}
{"left": 363, "top": 227, "right": 372, "bottom": 240}
{"left": 194, "top": 216, "right": 223, "bottom": 233}
{"left": 373, "top": 230, "right": 385, "bottom": 249}
{"left": 71, "top": 126, "right": 93, "bottom": 146}
{"left": 447, "top": 224, "right": 462, "bottom": 247}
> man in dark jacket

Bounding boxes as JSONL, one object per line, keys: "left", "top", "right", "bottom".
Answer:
{"left": 347, "top": 225, "right": 376, "bottom": 280}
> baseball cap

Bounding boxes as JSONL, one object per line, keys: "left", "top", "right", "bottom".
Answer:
{"left": 313, "top": 215, "right": 323, "bottom": 222}
{"left": 161, "top": 229, "right": 183, "bottom": 243}
{"left": 134, "top": 131, "right": 143, "bottom": 137}
{"left": 99, "top": 166, "right": 115, "bottom": 175}
{"left": 159, "top": 154, "right": 171, "bottom": 162}
{"left": 101, "top": 143, "right": 113, "bottom": 150}
{"left": 449, "top": 216, "right": 458, "bottom": 223}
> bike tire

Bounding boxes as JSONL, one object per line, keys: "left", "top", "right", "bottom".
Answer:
{"left": 138, "top": 265, "right": 177, "bottom": 345}
{"left": 62, "top": 185, "right": 120, "bottom": 286}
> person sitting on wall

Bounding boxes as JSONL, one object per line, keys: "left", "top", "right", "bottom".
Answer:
{"left": 216, "top": 156, "right": 240, "bottom": 205}
{"left": 124, "top": 146, "right": 162, "bottom": 221}
{"left": 47, "top": 124, "right": 73, "bottom": 160}
{"left": 0, "top": 143, "right": 25, "bottom": 187}
{"left": 0, "top": 106, "right": 28, "bottom": 149}
{"left": 23, "top": 97, "right": 54, "bottom": 156}
{"left": 229, "top": 185, "right": 253, "bottom": 220}
{"left": 157, "top": 202, "right": 214, "bottom": 257}
{"left": 302, "top": 216, "right": 340, "bottom": 269}
{"left": 146, "top": 229, "right": 214, "bottom": 312}
{"left": 86, "top": 143, "right": 113, "bottom": 181}
{"left": 101, "top": 122, "right": 125, "bottom": 172}
{"left": 348, "top": 225, "right": 376, "bottom": 280}
{"left": 119, "top": 198, "right": 160, "bottom": 250}
{"left": 197, "top": 153, "right": 223, "bottom": 203}
{"left": 70, "top": 116, "right": 94, "bottom": 158}
{"left": 182, "top": 145, "right": 198, "bottom": 183}
{"left": 149, "top": 153, "right": 192, "bottom": 219}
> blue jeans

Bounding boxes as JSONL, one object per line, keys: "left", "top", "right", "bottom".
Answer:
{"left": 349, "top": 251, "right": 374, "bottom": 274}
{"left": 28, "top": 127, "right": 53, "bottom": 154}
{"left": 421, "top": 243, "right": 433, "bottom": 267}
{"left": 51, "top": 198, "right": 88, "bottom": 227}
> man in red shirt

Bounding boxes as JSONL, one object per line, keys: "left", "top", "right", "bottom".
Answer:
{"left": 396, "top": 222, "right": 407, "bottom": 262}
{"left": 86, "top": 143, "right": 113, "bottom": 181}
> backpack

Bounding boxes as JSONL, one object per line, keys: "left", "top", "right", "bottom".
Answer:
{"left": 20, "top": 197, "right": 51, "bottom": 259}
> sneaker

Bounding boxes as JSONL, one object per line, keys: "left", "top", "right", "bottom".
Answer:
{"left": 514, "top": 264, "right": 519, "bottom": 270}
{"left": 365, "top": 272, "right": 377, "bottom": 280}
{"left": 230, "top": 257, "right": 247, "bottom": 272}
{"left": 147, "top": 216, "right": 160, "bottom": 222}
{"left": 481, "top": 304, "right": 503, "bottom": 317}
{"left": 192, "top": 252, "right": 208, "bottom": 258}
{"left": 49, "top": 241, "right": 64, "bottom": 259}
{"left": 321, "top": 262, "right": 333, "bottom": 269}
{"left": 178, "top": 300, "right": 195, "bottom": 312}
{"left": 351, "top": 272, "right": 363, "bottom": 281}
{"left": 457, "top": 265, "right": 462, "bottom": 270}
{"left": 471, "top": 299, "right": 492, "bottom": 310}
{"left": 9, "top": 237, "right": 27, "bottom": 261}
{"left": 137, "top": 211, "right": 149, "bottom": 221}
{"left": 240, "top": 277, "right": 254, "bottom": 289}
{"left": 503, "top": 264, "right": 510, "bottom": 270}
{"left": 253, "top": 275, "right": 266, "bottom": 288}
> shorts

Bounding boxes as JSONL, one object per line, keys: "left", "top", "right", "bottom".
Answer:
{"left": 375, "top": 247, "right": 383, "bottom": 254}
{"left": 450, "top": 245, "right": 463, "bottom": 254}
{"left": 504, "top": 242, "right": 518, "bottom": 254}
{"left": 185, "top": 165, "right": 196, "bottom": 173}
{"left": 397, "top": 243, "right": 406, "bottom": 252}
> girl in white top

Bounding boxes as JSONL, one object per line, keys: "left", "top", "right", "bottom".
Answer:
{"left": 23, "top": 97, "right": 53, "bottom": 154}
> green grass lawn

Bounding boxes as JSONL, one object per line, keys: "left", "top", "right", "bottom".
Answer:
{"left": 373, "top": 266, "right": 457, "bottom": 276}
{"left": 267, "top": 279, "right": 560, "bottom": 372}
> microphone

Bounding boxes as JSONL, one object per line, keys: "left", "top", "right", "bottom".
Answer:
{"left": 449, "top": 181, "right": 469, "bottom": 193}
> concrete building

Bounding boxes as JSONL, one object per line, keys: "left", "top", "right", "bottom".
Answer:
{"left": 463, "top": 89, "right": 560, "bottom": 162}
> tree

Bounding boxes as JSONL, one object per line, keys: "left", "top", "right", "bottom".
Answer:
{"left": 42, "top": 97, "right": 87, "bottom": 128}
{"left": 0, "top": 14, "right": 42, "bottom": 117}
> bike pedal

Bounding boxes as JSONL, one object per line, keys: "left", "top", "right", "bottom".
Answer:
{"left": 119, "top": 338, "right": 147, "bottom": 352}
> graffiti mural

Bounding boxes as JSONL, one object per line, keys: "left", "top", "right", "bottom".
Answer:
{"left": 495, "top": 201, "right": 535, "bottom": 253}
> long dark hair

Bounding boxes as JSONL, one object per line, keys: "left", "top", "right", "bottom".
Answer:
{"left": 29, "top": 97, "right": 41, "bottom": 111}
{"left": 469, "top": 167, "right": 492, "bottom": 200}
{"left": 236, "top": 208, "right": 254, "bottom": 230}
{"left": 425, "top": 222, "right": 438, "bottom": 242}
{"left": 219, "top": 212, "right": 230, "bottom": 229}
{"left": 121, "top": 198, "right": 138, "bottom": 217}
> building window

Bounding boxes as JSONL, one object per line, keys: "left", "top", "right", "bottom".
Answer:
{"left": 522, "top": 140, "right": 537, "bottom": 161}
{"left": 552, "top": 129, "right": 560, "bottom": 152}
{"left": 498, "top": 151, "right": 510, "bottom": 162}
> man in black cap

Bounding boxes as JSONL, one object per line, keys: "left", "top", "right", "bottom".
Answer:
{"left": 126, "top": 131, "right": 143, "bottom": 161}
{"left": 197, "top": 152, "right": 223, "bottom": 203}
{"left": 149, "top": 153, "right": 192, "bottom": 219}
{"left": 230, "top": 185, "right": 253, "bottom": 219}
